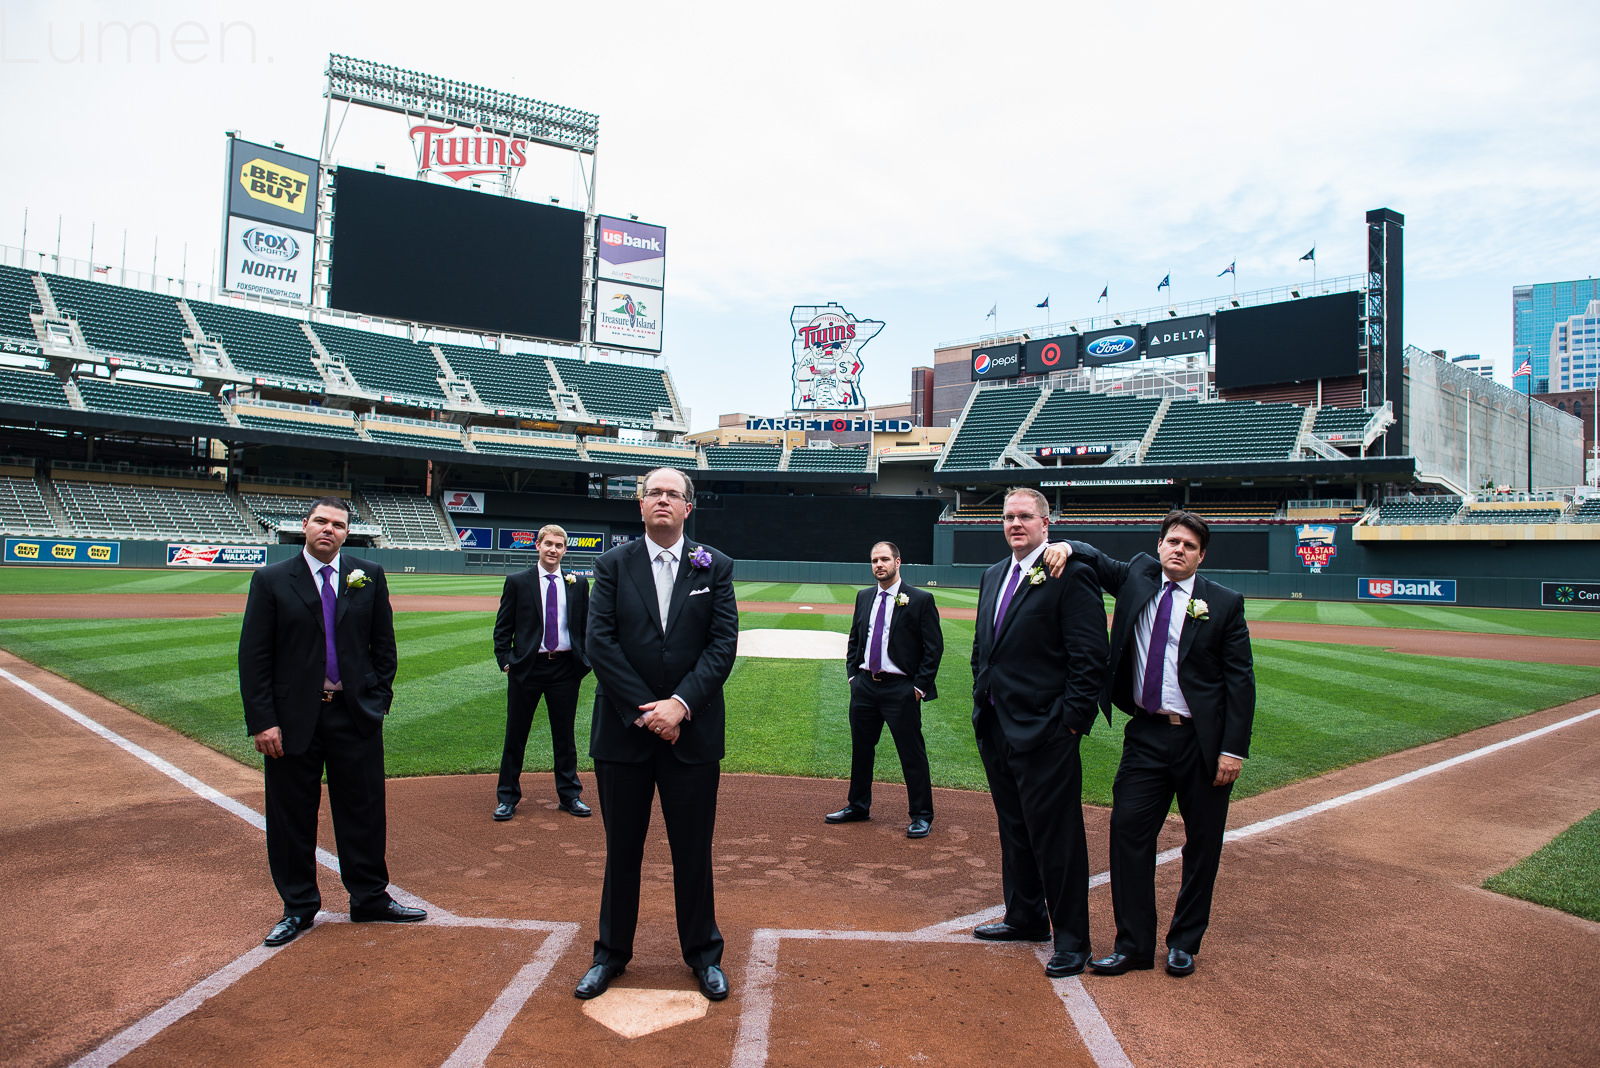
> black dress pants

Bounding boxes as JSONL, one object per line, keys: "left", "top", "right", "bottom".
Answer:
{"left": 846, "top": 673, "right": 934, "bottom": 821}
{"left": 975, "top": 709, "right": 1091, "bottom": 953}
{"left": 262, "top": 694, "right": 390, "bottom": 918}
{"left": 592, "top": 744, "right": 723, "bottom": 970}
{"left": 497, "top": 656, "right": 582, "bottom": 806}
{"left": 1108, "top": 713, "right": 1234, "bottom": 962}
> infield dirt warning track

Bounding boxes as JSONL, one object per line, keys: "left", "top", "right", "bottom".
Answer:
{"left": 2, "top": 647, "right": 1599, "bottom": 1068}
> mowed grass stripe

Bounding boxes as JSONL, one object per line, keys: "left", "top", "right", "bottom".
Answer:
{"left": 0, "top": 613, "right": 1594, "bottom": 806}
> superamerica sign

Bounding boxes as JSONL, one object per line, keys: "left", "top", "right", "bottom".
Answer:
{"left": 745, "top": 418, "right": 913, "bottom": 433}
{"left": 791, "top": 304, "right": 884, "bottom": 411}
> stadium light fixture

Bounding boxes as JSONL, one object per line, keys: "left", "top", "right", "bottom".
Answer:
{"left": 1291, "top": 289, "right": 1301, "bottom": 298}
{"left": 273, "top": 141, "right": 285, "bottom": 149}
{"left": 629, "top": 214, "right": 639, "bottom": 221}
{"left": 225, "top": 129, "right": 239, "bottom": 138}
{"left": 1230, "top": 300, "right": 1241, "bottom": 307}
{"left": 1167, "top": 309, "right": 1178, "bottom": 317}
{"left": 374, "top": 162, "right": 386, "bottom": 171}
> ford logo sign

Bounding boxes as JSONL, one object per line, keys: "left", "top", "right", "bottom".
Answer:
{"left": 1086, "top": 335, "right": 1137, "bottom": 358}
{"left": 974, "top": 353, "right": 991, "bottom": 374}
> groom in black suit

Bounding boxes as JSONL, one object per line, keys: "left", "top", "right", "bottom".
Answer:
{"left": 238, "top": 497, "right": 424, "bottom": 947}
{"left": 826, "top": 540, "right": 943, "bottom": 837}
{"left": 970, "top": 487, "right": 1108, "bottom": 978}
{"left": 492, "top": 524, "right": 591, "bottom": 820}
{"left": 1049, "top": 511, "right": 1255, "bottom": 978}
{"left": 577, "top": 467, "right": 739, "bottom": 1002}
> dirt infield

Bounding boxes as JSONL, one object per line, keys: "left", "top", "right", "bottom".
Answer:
{"left": 3, "top": 594, "right": 1597, "bottom": 666}
{"left": 2, "top": 650, "right": 1598, "bottom": 1067}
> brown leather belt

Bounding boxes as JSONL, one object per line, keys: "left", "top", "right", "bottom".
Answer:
{"left": 865, "top": 671, "right": 907, "bottom": 683}
{"left": 535, "top": 650, "right": 571, "bottom": 659}
{"left": 1146, "top": 711, "right": 1188, "bottom": 725}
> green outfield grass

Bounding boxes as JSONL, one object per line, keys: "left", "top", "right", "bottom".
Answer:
{"left": 7, "top": 569, "right": 1596, "bottom": 640}
{"left": 0, "top": 611, "right": 1593, "bottom": 806}
{"left": 1483, "top": 808, "right": 1600, "bottom": 922}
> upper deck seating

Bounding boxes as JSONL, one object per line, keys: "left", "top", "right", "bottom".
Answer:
{"left": 1142, "top": 400, "right": 1304, "bottom": 464}
{"left": 75, "top": 378, "right": 225, "bottom": 425}
{"left": 440, "top": 345, "right": 557, "bottom": 415}
{"left": 1019, "top": 391, "right": 1162, "bottom": 450}
{"left": 942, "top": 387, "right": 1041, "bottom": 469}
{"left": 188, "top": 300, "right": 323, "bottom": 382}
{"left": 551, "top": 356, "right": 674, "bottom": 421}
{"left": 310, "top": 321, "right": 446, "bottom": 402}
{"left": 45, "top": 275, "right": 190, "bottom": 362}
{"left": 704, "top": 445, "right": 784, "bottom": 470}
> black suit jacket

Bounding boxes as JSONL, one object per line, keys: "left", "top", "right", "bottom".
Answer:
{"left": 493, "top": 566, "right": 591, "bottom": 680}
{"left": 586, "top": 538, "right": 739, "bottom": 765}
{"left": 1069, "top": 545, "right": 1256, "bottom": 776}
{"left": 844, "top": 583, "right": 943, "bottom": 699}
{"left": 970, "top": 552, "right": 1108, "bottom": 752}
{"left": 238, "top": 553, "right": 398, "bottom": 756}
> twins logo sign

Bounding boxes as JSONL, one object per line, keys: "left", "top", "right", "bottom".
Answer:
{"left": 790, "top": 304, "right": 884, "bottom": 411}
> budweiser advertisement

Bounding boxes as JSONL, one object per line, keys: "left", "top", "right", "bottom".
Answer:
{"left": 597, "top": 216, "right": 666, "bottom": 288}
{"left": 167, "top": 544, "right": 269, "bottom": 568}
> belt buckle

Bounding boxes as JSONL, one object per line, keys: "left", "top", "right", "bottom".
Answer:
{"left": 321, "top": 690, "right": 336, "bottom": 703}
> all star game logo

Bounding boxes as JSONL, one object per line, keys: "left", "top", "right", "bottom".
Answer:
{"left": 789, "top": 303, "right": 885, "bottom": 411}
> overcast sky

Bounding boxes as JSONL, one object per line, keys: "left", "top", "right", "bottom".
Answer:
{"left": 3, "top": 1, "right": 1597, "bottom": 426}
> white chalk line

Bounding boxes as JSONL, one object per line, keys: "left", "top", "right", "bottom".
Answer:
{"left": 0, "top": 667, "right": 578, "bottom": 1068}
{"left": 736, "top": 704, "right": 1600, "bottom": 1068}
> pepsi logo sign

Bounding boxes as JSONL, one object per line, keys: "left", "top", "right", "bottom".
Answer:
{"left": 974, "top": 353, "right": 991, "bottom": 374}
{"left": 1085, "top": 334, "right": 1137, "bottom": 358}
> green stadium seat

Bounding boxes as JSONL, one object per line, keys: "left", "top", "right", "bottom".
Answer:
{"left": 704, "top": 444, "right": 784, "bottom": 470}
{"left": 1143, "top": 400, "right": 1304, "bottom": 464}
{"left": 0, "top": 366, "right": 71, "bottom": 408}
{"left": 0, "top": 264, "right": 42, "bottom": 341}
{"left": 439, "top": 344, "right": 557, "bottom": 415}
{"left": 1020, "top": 391, "right": 1162, "bottom": 451}
{"left": 787, "top": 446, "right": 870, "bottom": 472}
{"left": 310, "top": 321, "right": 446, "bottom": 402}
{"left": 75, "top": 378, "right": 225, "bottom": 424}
{"left": 44, "top": 274, "right": 191, "bottom": 362}
{"left": 943, "top": 387, "right": 1042, "bottom": 469}
{"left": 188, "top": 300, "right": 323, "bottom": 383}
{"left": 550, "top": 356, "right": 674, "bottom": 422}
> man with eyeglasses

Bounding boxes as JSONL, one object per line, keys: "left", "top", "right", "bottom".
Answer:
{"left": 578, "top": 468, "right": 740, "bottom": 1004}
{"left": 969, "top": 487, "right": 1107, "bottom": 978}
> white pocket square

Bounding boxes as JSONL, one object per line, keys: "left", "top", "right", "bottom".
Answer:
{"left": 689, "top": 587, "right": 711, "bottom": 596}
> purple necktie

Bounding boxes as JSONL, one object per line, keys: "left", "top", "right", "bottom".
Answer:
{"left": 544, "top": 572, "right": 559, "bottom": 652}
{"left": 868, "top": 590, "right": 888, "bottom": 673}
{"left": 319, "top": 564, "right": 340, "bottom": 684}
{"left": 1140, "top": 581, "right": 1176, "bottom": 713}
{"left": 993, "top": 562, "right": 1024, "bottom": 637}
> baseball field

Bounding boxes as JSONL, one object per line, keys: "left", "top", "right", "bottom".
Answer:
{"left": 2, "top": 567, "right": 1597, "bottom": 1068}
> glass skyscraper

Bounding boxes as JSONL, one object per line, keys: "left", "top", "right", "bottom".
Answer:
{"left": 1552, "top": 300, "right": 1600, "bottom": 392}
{"left": 1512, "top": 276, "right": 1600, "bottom": 394}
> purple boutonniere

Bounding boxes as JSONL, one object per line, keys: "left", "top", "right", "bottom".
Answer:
{"left": 689, "top": 546, "right": 713, "bottom": 570}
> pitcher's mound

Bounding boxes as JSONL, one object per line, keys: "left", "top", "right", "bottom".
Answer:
{"left": 736, "top": 629, "right": 847, "bottom": 659}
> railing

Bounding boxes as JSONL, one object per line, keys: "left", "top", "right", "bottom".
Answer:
{"left": 232, "top": 397, "right": 358, "bottom": 419}
{"left": 468, "top": 425, "right": 579, "bottom": 443}
{"left": 53, "top": 459, "right": 224, "bottom": 482}
{"left": 1287, "top": 498, "right": 1366, "bottom": 510}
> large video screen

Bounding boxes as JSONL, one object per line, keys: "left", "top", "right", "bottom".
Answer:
{"left": 329, "top": 167, "right": 584, "bottom": 341}
{"left": 1214, "top": 291, "right": 1361, "bottom": 389}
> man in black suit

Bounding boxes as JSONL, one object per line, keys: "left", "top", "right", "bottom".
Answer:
{"left": 576, "top": 468, "right": 739, "bottom": 1003}
{"left": 238, "top": 497, "right": 425, "bottom": 947}
{"left": 1048, "top": 511, "right": 1255, "bottom": 978}
{"left": 492, "top": 524, "right": 592, "bottom": 821}
{"left": 825, "top": 540, "right": 943, "bottom": 838}
{"left": 969, "top": 487, "right": 1108, "bottom": 978}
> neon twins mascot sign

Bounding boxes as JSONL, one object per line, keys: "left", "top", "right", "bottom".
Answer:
{"left": 409, "top": 124, "right": 529, "bottom": 182}
{"left": 789, "top": 303, "right": 884, "bottom": 411}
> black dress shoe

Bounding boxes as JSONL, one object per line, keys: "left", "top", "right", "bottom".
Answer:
{"left": 1166, "top": 948, "right": 1196, "bottom": 976}
{"left": 1045, "top": 949, "right": 1091, "bottom": 978}
{"left": 1089, "top": 952, "right": 1155, "bottom": 975}
{"left": 906, "top": 818, "right": 932, "bottom": 839}
{"left": 694, "top": 964, "right": 729, "bottom": 1001}
{"left": 824, "top": 806, "right": 869, "bottom": 824}
{"left": 575, "top": 963, "right": 624, "bottom": 999}
{"left": 559, "top": 798, "right": 592, "bottom": 817}
{"left": 973, "top": 921, "right": 1051, "bottom": 942}
{"left": 264, "top": 914, "right": 313, "bottom": 946}
{"left": 493, "top": 802, "right": 516, "bottom": 821}
{"left": 350, "top": 900, "right": 427, "bottom": 924}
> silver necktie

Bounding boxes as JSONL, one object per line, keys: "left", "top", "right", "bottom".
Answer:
{"left": 655, "top": 550, "right": 674, "bottom": 628}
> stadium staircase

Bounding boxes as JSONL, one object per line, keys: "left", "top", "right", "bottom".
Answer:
{"left": 1296, "top": 407, "right": 1347, "bottom": 461}
{"left": 1133, "top": 398, "right": 1172, "bottom": 463}
{"left": 36, "top": 474, "right": 70, "bottom": 533}
{"left": 358, "top": 488, "right": 459, "bottom": 549}
{"left": 30, "top": 272, "right": 61, "bottom": 322}
{"left": 0, "top": 265, "right": 44, "bottom": 341}
{"left": 937, "top": 386, "right": 1043, "bottom": 470}
{"left": 0, "top": 474, "right": 58, "bottom": 535}
{"left": 301, "top": 324, "right": 364, "bottom": 395}
{"left": 998, "top": 391, "right": 1051, "bottom": 468}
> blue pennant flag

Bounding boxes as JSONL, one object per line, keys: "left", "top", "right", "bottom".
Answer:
{"left": 1036, "top": 296, "right": 1049, "bottom": 309}
{"left": 1218, "top": 261, "right": 1235, "bottom": 276}
{"left": 1097, "top": 286, "right": 1108, "bottom": 302}
{"left": 1157, "top": 274, "right": 1170, "bottom": 291}
{"left": 1300, "top": 247, "right": 1316, "bottom": 262}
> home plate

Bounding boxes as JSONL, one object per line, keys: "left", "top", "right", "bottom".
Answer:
{"left": 581, "top": 988, "right": 709, "bottom": 1038}
{"left": 737, "top": 629, "right": 847, "bottom": 659}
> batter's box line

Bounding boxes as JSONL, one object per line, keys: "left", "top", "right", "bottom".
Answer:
{"left": 0, "top": 667, "right": 578, "bottom": 1068}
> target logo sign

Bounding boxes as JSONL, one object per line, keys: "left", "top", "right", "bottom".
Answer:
{"left": 1040, "top": 342, "right": 1062, "bottom": 367}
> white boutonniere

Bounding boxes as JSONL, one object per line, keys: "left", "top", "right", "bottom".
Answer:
{"left": 1187, "top": 597, "right": 1209, "bottom": 621}
{"left": 895, "top": 592, "right": 909, "bottom": 607}
{"left": 1027, "top": 565, "right": 1046, "bottom": 586}
{"left": 345, "top": 568, "right": 370, "bottom": 590}
{"left": 564, "top": 572, "right": 576, "bottom": 585}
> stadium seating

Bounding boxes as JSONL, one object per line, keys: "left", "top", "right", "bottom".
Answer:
{"left": 946, "top": 503, "right": 1004, "bottom": 521}
{"left": 233, "top": 410, "right": 366, "bottom": 440}
{"left": 1192, "top": 501, "right": 1281, "bottom": 521}
{"left": 0, "top": 264, "right": 41, "bottom": 341}
{"left": 44, "top": 275, "right": 190, "bottom": 362}
{"left": 1458, "top": 505, "right": 1563, "bottom": 525}
{"left": 0, "top": 476, "right": 57, "bottom": 534}
{"left": 74, "top": 378, "right": 226, "bottom": 425}
{"left": 439, "top": 345, "right": 556, "bottom": 415}
{"left": 1312, "top": 407, "right": 1372, "bottom": 438}
{"left": 787, "top": 446, "right": 871, "bottom": 472}
{"left": 241, "top": 493, "right": 367, "bottom": 531}
{"left": 1372, "top": 497, "right": 1463, "bottom": 525}
{"left": 550, "top": 356, "right": 673, "bottom": 421}
{"left": 359, "top": 489, "right": 457, "bottom": 548}
{"left": 53, "top": 480, "right": 256, "bottom": 541}
{"left": 1054, "top": 502, "right": 1176, "bottom": 523}
{"left": 1143, "top": 400, "right": 1305, "bottom": 464}
{"left": 1019, "top": 391, "right": 1162, "bottom": 450}
{"left": 0, "top": 366, "right": 72, "bottom": 408}
{"left": 703, "top": 444, "right": 784, "bottom": 470}
{"left": 187, "top": 300, "right": 323, "bottom": 382}
{"left": 310, "top": 321, "right": 446, "bottom": 402}
{"left": 468, "top": 428, "right": 583, "bottom": 461}
{"left": 1568, "top": 497, "right": 1600, "bottom": 522}
{"left": 942, "top": 387, "right": 1042, "bottom": 469}
{"left": 362, "top": 416, "right": 468, "bottom": 451}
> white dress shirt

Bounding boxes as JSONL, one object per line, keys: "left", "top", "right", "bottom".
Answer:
{"left": 640, "top": 532, "right": 691, "bottom": 721}
{"left": 1132, "top": 572, "right": 1194, "bottom": 717}
{"left": 304, "top": 548, "right": 343, "bottom": 691}
{"left": 860, "top": 579, "right": 907, "bottom": 676}
{"left": 537, "top": 563, "right": 571, "bottom": 652}
{"left": 993, "top": 541, "right": 1049, "bottom": 632}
